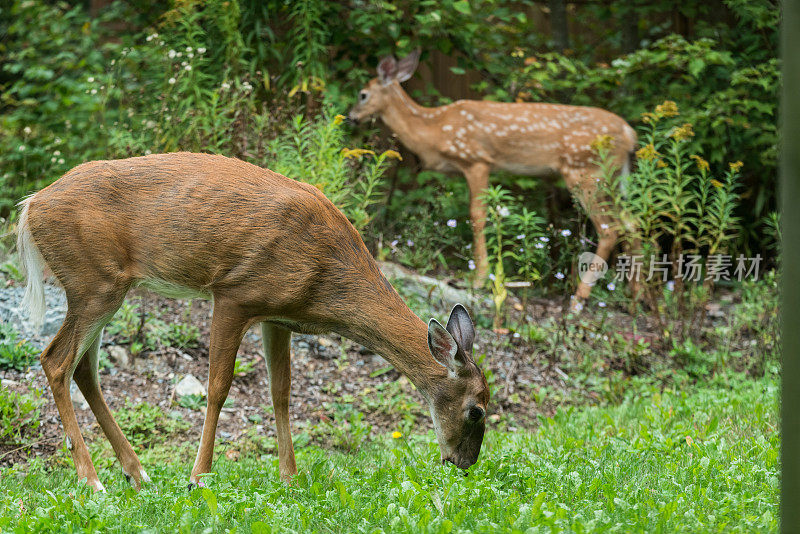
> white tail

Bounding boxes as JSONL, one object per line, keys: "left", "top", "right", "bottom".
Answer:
{"left": 16, "top": 195, "right": 46, "bottom": 329}
{"left": 348, "top": 50, "right": 638, "bottom": 306}
{"left": 21, "top": 152, "right": 489, "bottom": 492}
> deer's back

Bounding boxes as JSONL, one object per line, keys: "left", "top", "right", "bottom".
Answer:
{"left": 26, "top": 153, "right": 370, "bottom": 306}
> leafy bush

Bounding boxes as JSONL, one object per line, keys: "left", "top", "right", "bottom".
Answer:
{"left": 267, "top": 113, "right": 395, "bottom": 231}
{"left": 113, "top": 400, "right": 190, "bottom": 448}
{"left": 0, "top": 323, "right": 39, "bottom": 371}
{"left": 0, "top": 0, "right": 114, "bottom": 215}
{"left": 482, "top": 186, "right": 549, "bottom": 327}
{"left": 0, "top": 387, "right": 42, "bottom": 444}
{"left": 597, "top": 101, "right": 746, "bottom": 341}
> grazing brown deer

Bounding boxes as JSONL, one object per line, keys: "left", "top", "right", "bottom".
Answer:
{"left": 17, "top": 152, "right": 489, "bottom": 492}
{"left": 348, "top": 50, "right": 637, "bottom": 308}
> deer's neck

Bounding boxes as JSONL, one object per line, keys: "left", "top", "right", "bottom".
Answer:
{"left": 331, "top": 272, "right": 445, "bottom": 398}
{"left": 379, "top": 84, "right": 442, "bottom": 155}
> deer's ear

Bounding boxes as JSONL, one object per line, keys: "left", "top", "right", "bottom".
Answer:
{"left": 395, "top": 49, "right": 420, "bottom": 83}
{"left": 428, "top": 318, "right": 461, "bottom": 371}
{"left": 377, "top": 56, "right": 398, "bottom": 85}
{"left": 446, "top": 303, "right": 475, "bottom": 357}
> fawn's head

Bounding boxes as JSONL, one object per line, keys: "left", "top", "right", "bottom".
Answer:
{"left": 347, "top": 49, "right": 420, "bottom": 124}
{"left": 426, "top": 304, "right": 490, "bottom": 470}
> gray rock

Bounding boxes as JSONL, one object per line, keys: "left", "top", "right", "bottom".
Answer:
{"left": 70, "top": 382, "right": 89, "bottom": 410}
{"left": 0, "top": 284, "right": 67, "bottom": 349}
{"left": 378, "top": 261, "right": 494, "bottom": 314}
{"left": 107, "top": 345, "right": 131, "bottom": 368}
{"left": 175, "top": 374, "right": 206, "bottom": 397}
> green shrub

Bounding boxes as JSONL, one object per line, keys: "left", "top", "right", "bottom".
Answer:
{"left": 267, "top": 113, "right": 395, "bottom": 231}
{"left": 0, "top": 387, "right": 43, "bottom": 444}
{"left": 597, "top": 101, "right": 745, "bottom": 341}
{"left": 481, "top": 185, "right": 549, "bottom": 327}
{"left": 0, "top": 323, "right": 39, "bottom": 371}
{"left": 113, "top": 400, "right": 190, "bottom": 448}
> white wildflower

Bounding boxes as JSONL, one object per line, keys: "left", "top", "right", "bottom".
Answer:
{"left": 185, "top": 65, "right": 192, "bottom": 71}
{"left": 607, "top": 282, "right": 616, "bottom": 291}
{"left": 197, "top": 47, "right": 206, "bottom": 54}
{"left": 168, "top": 50, "right": 177, "bottom": 59}
{"left": 87, "top": 76, "right": 95, "bottom": 83}
{"left": 560, "top": 229, "right": 572, "bottom": 237}
{"left": 497, "top": 206, "right": 510, "bottom": 217}
{"left": 555, "top": 272, "right": 565, "bottom": 280}
{"left": 168, "top": 77, "right": 176, "bottom": 84}
{"left": 53, "top": 150, "right": 61, "bottom": 156}
{"left": 18, "top": 145, "right": 25, "bottom": 151}
{"left": 539, "top": 236, "right": 550, "bottom": 242}
{"left": 598, "top": 301, "right": 607, "bottom": 308}
{"left": 468, "top": 259, "right": 476, "bottom": 270}
{"left": 447, "top": 219, "right": 457, "bottom": 228}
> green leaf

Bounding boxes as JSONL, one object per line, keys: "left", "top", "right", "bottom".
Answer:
{"left": 453, "top": 0, "right": 472, "bottom": 14}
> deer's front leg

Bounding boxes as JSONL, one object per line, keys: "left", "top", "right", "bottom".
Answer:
{"left": 464, "top": 163, "right": 491, "bottom": 288}
{"left": 261, "top": 323, "right": 296, "bottom": 481}
{"left": 190, "top": 300, "right": 248, "bottom": 486}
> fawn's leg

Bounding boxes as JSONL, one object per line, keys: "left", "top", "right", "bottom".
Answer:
{"left": 464, "top": 162, "right": 491, "bottom": 288}
{"left": 190, "top": 299, "right": 249, "bottom": 486}
{"left": 73, "top": 328, "right": 149, "bottom": 489}
{"left": 41, "top": 292, "right": 126, "bottom": 492}
{"left": 261, "top": 323, "right": 296, "bottom": 481}
{"left": 563, "top": 167, "right": 619, "bottom": 309}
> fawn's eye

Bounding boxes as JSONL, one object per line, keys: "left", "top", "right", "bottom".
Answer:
{"left": 468, "top": 406, "right": 485, "bottom": 422}
{"left": 359, "top": 91, "right": 369, "bottom": 102}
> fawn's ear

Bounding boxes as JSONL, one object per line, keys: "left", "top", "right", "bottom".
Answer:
{"left": 377, "top": 56, "right": 398, "bottom": 85}
{"left": 446, "top": 303, "right": 475, "bottom": 358}
{"left": 395, "top": 49, "right": 420, "bottom": 83}
{"left": 428, "top": 318, "right": 461, "bottom": 372}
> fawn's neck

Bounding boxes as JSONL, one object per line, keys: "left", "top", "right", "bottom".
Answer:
{"left": 379, "top": 84, "right": 444, "bottom": 156}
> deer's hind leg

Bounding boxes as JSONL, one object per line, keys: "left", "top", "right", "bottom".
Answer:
{"left": 41, "top": 286, "right": 129, "bottom": 492}
{"left": 72, "top": 327, "right": 148, "bottom": 489}
{"left": 562, "top": 167, "right": 620, "bottom": 309}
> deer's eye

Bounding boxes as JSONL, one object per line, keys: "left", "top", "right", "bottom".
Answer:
{"left": 468, "top": 406, "right": 485, "bottom": 422}
{"left": 359, "top": 91, "right": 369, "bottom": 102}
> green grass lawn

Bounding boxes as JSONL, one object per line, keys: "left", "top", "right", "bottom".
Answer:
{"left": 0, "top": 371, "right": 778, "bottom": 533}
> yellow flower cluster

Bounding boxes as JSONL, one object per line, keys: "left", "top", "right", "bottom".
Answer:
{"left": 333, "top": 114, "right": 346, "bottom": 126}
{"left": 656, "top": 100, "right": 679, "bottom": 117}
{"left": 670, "top": 123, "right": 694, "bottom": 142}
{"left": 381, "top": 149, "right": 403, "bottom": 161}
{"left": 729, "top": 161, "right": 744, "bottom": 173}
{"left": 341, "top": 147, "right": 376, "bottom": 160}
{"left": 392, "top": 431, "right": 402, "bottom": 439}
{"left": 690, "top": 154, "right": 710, "bottom": 172}
{"left": 590, "top": 134, "right": 615, "bottom": 152}
{"left": 635, "top": 143, "right": 659, "bottom": 161}
{"left": 642, "top": 100, "right": 680, "bottom": 123}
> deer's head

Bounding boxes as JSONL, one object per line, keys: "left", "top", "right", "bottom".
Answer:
{"left": 426, "top": 304, "right": 489, "bottom": 470}
{"left": 347, "top": 50, "right": 421, "bottom": 124}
